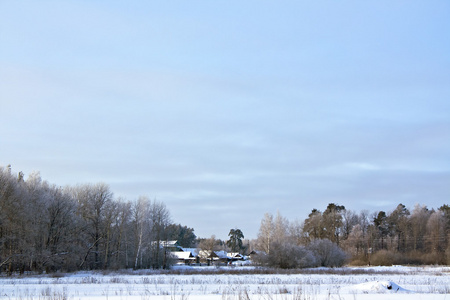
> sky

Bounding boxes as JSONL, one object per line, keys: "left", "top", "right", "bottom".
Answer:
{"left": 1, "top": 1, "right": 450, "bottom": 240}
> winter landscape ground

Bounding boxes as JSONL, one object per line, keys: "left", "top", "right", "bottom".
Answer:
{"left": 1, "top": 265, "right": 449, "bottom": 300}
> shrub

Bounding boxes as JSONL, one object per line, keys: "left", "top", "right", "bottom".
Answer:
{"left": 306, "top": 239, "right": 348, "bottom": 267}
{"left": 255, "top": 239, "right": 348, "bottom": 269}
{"left": 253, "top": 242, "right": 318, "bottom": 269}
{"left": 269, "top": 242, "right": 318, "bottom": 269}
{"left": 369, "top": 250, "right": 405, "bottom": 266}
{"left": 419, "top": 251, "right": 446, "bottom": 265}
{"left": 348, "top": 254, "right": 369, "bottom": 266}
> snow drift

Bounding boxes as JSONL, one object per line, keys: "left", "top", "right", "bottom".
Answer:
{"left": 351, "top": 280, "right": 412, "bottom": 293}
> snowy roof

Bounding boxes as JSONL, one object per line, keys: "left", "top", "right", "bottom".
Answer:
{"left": 161, "top": 240, "right": 179, "bottom": 247}
{"left": 171, "top": 251, "right": 194, "bottom": 260}
{"left": 151, "top": 240, "right": 180, "bottom": 249}
{"left": 227, "top": 252, "right": 244, "bottom": 258}
{"left": 198, "top": 250, "right": 216, "bottom": 259}
{"left": 214, "top": 250, "right": 229, "bottom": 259}
{"left": 181, "top": 248, "right": 199, "bottom": 256}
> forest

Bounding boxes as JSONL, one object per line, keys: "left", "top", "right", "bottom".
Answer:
{"left": 1, "top": 165, "right": 449, "bottom": 274}
{"left": 253, "top": 202, "right": 450, "bottom": 268}
{"left": 0, "top": 165, "right": 195, "bottom": 274}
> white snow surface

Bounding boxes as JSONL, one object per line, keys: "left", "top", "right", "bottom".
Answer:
{"left": 349, "top": 280, "right": 411, "bottom": 293}
{"left": 0, "top": 265, "right": 449, "bottom": 299}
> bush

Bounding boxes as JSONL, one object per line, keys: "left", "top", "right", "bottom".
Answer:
{"left": 254, "top": 239, "right": 348, "bottom": 269}
{"left": 369, "top": 250, "right": 396, "bottom": 266}
{"left": 306, "top": 239, "right": 348, "bottom": 267}
{"left": 421, "top": 252, "right": 446, "bottom": 265}
{"left": 253, "top": 242, "right": 318, "bottom": 269}
{"left": 270, "top": 242, "right": 318, "bottom": 269}
{"left": 368, "top": 250, "right": 449, "bottom": 266}
{"left": 348, "top": 254, "right": 369, "bottom": 266}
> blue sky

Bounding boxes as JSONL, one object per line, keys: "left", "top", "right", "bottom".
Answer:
{"left": 1, "top": 1, "right": 450, "bottom": 239}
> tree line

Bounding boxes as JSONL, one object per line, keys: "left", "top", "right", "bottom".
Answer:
{"left": 2, "top": 165, "right": 450, "bottom": 273}
{"left": 0, "top": 166, "right": 195, "bottom": 274}
{"left": 253, "top": 202, "right": 450, "bottom": 268}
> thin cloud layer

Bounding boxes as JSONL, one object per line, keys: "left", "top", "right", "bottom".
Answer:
{"left": 1, "top": 1, "right": 449, "bottom": 239}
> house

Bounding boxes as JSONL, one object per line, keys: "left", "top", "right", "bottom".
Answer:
{"left": 197, "top": 250, "right": 235, "bottom": 266}
{"left": 227, "top": 252, "right": 245, "bottom": 261}
{"left": 181, "top": 248, "right": 199, "bottom": 257}
{"left": 197, "top": 250, "right": 218, "bottom": 265}
{"left": 214, "top": 250, "right": 229, "bottom": 264}
{"left": 171, "top": 251, "right": 196, "bottom": 265}
{"left": 167, "top": 245, "right": 247, "bottom": 266}
{"left": 160, "top": 240, "right": 183, "bottom": 252}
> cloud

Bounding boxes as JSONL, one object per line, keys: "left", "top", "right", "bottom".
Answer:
{"left": 1, "top": 1, "right": 450, "bottom": 239}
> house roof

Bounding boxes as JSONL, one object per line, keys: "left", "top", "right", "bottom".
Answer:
{"left": 161, "top": 240, "right": 179, "bottom": 247}
{"left": 227, "top": 252, "right": 243, "bottom": 258}
{"left": 181, "top": 248, "right": 199, "bottom": 256}
{"left": 214, "top": 250, "right": 229, "bottom": 259}
{"left": 171, "top": 251, "right": 194, "bottom": 260}
{"left": 198, "top": 250, "right": 222, "bottom": 259}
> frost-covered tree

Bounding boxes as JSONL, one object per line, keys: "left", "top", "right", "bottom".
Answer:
{"left": 257, "top": 212, "right": 274, "bottom": 254}
{"left": 131, "top": 196, "right": 151, "bottom": 269}
{"left": 306, "top": 239, "right": 348, "bottom": 267}
{"left": 408, "top": 204, "right": 431, "bottom": 251}
{"left": 73, "top": 183, "right": 114, "bottom": 269}
{"left": 426, "top": 210, "right": 446, "bottom": 254}
{"left": 149, "top": 200, "right": 172, "bottom": 269}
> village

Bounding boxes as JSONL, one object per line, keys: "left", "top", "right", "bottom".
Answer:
{"left": 163, "top": 241, "right": 249, "bottom": 266}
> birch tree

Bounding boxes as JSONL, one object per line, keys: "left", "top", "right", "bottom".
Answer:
{"left": 132, "top": 196, "right": 151, "bottom": 269}
{"left": 257, "top": 213, "right": 274, "bottom": 254}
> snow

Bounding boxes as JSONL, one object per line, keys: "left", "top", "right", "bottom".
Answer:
{"left": 0, "top": 265, "right": 449, "bottom": 299}
{"left": 349, "top": 280, "right": 411, "bottom": 293}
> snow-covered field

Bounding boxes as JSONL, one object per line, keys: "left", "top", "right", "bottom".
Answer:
{"left": 1, "top": 265, "right": 449, "bottom": 300}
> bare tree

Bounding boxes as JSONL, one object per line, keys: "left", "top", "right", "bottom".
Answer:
{"left": 342, "top": 224, "right": 366, "bottom": 257}
{"left": 111, "top": 199, "right": 131, "bottom": 269}
{"left": 74, "top": 183, "right": 113, "bottom": 269}
{"left": 273, "top": 211, "right": 288, "bottom": 245}
{"left": 342, "top": 210, "right": 359, "bottom": 241}
{"left": 408, "top": 204, "right": 431, "bottom": 251}
{"left": 288, "top": 219, "right": 303, "bottom": 245}
{"left": 198, "top": 235, "right": 218, "bottom": 252}
{"left": 150, "top": 200, "right": 172, "bottom": 269}
{"left": 426, "top": 210, "right": 446, "bottom": 254}
{"left": 256, "top": 213, "right": 274, "bottom": 254}
{"left": 42, "top": 185, "right": 78, "bottom": 271}
{"left": 131, "top": 196, "right": 151, "bottom": 269}
{"left": 0, "top": 166, "right": 27, "bottom": 274}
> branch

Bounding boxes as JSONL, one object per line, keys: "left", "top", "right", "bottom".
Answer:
{"left": 79, "top": 237, "right": 102, "bottom": 268}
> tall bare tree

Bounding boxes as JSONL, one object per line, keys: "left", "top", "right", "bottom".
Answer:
{"left": 426, "top": 210, "right": 446, "bottom": 255}
{"left": 150, "top": 200, "right": 172, "bottom": 269}
{"left": 74, "top": 183, "right": 113, "bottom": 269}
{"left": 408, "top": 204, "right": 431, "bottom": 251}
{"left": 257, "top": 213, "right": 274, "bottom": 254}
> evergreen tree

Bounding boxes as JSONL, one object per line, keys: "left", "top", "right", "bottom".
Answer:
{"left": 227, "top": 228, "right": 244, "bottom": 252}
